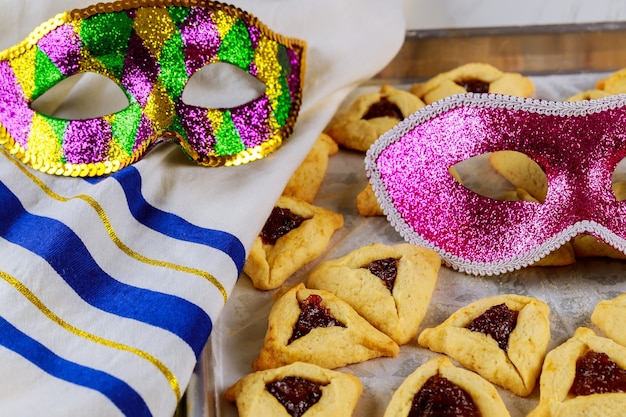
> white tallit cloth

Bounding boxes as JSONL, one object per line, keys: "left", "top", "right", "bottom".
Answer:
{"left": 0, "top": 0, "right": 405, "bottom": 415}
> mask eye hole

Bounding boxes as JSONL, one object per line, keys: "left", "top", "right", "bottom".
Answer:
{"left": 450, "top": 150, "right": 546, "bottom": 203}
{"left": 612, "top": 158, "right": 626, "bottom": 201}
{"left": 181, "top": 62, "right": 266, "bottom": 109}
{"left": 31, "top": 73, "right": 130, "bottom": 120}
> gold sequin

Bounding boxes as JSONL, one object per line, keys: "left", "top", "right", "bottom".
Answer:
{"left": 205, "top": 108, "right": 223, "bottom": 134}
{"left": 133, "top": 7, "right": 177, "bottom": 60}
{"left": 212, "top": 9, "right": 237, "bottom": 41}
{"left": 145, "top": 80, "right": 175, "bottom": 131}
{"left": 27, "top": 114, "right": 63, "bottom": 163}
{"left": 9, "top": 46, "right": 37, "bottom": 100}
{"left": 78, "top": 46, "right": 120, "bottom": 84}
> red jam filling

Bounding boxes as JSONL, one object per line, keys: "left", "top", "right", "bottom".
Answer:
{"left": 289, "top": 294, "right": 345, "bottom": 344}
{"left": 363, "top": 97, "right": 404, "bottom": 120}
{"left": 570, "top": 350, "right": 626, "bottom": 396}
{"left": 456, "top": 78, "right": 490, "bottom": 94}
{"left": 266, "top": 376, "right": 327, "bottom": 417}
{"left": 466, "top": 303, "right": 519, "bottom": 352}
{"left": 260, "top": 206, "right": 306, "bottom": 245}
{"left": 409, "top": 375, "right": 480, "bottom": 417}
{"left": 366, "top": 257, "right": 398, "bottom": 292}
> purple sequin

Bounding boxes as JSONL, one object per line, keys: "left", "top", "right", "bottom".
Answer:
{"left": 177, "top": 103, "right": 215, "bottom": 154}
{"left": 249, "top": 61, "right": 258, "bottom": 77}
{"left": 246, "top": 24, "right": 261, "bottom": 50}
{"left": 286, "top": 48, "right": 301, "bottom": 100}
{"left": 121, "top": 33, "right": 159, "bottom": 106}
{"left": 63, "top": 119, "right": 112, "bottom": 164}
{"left": 37, "top": 24, "right": 81, "bottom": 76}
{"left": 369, "top": 96, "right": 626, "bottom": 272}
{"left": 179, "top": 8, "right": 220, "bottom": 76}
{"left": 231, "top": 95, "right": 271, "bottom": 148}
{"left": 0, "top": 62, "right": 34, "bottom": 146}
{"left": 132, "top": 113, "right": 156, "bottom": 153}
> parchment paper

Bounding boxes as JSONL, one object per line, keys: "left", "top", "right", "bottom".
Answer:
{"left": 199, "top": 71, "right": 626, "bottom": 417}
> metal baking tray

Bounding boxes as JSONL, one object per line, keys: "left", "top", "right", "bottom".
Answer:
{"left": 178, "top": 22, "right": 626, "bottom": 417}
{"left": 375, "top": 22, "right": 626, "bottom": 83}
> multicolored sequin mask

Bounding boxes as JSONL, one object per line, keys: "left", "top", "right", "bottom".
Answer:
{"left": 0, "top": 0, "right": 306, "bottom": 177}
{"left": 366, "top": 93, "right": 626, "bottom": 275}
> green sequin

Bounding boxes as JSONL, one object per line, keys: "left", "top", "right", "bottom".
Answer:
{"left": 214, "top": 111, "right": 244, "bottom": 156}
{"left": 158, "top": 32, "right": 187, "bottom": 101}
{"left": 46, "top": 117, "right": 69, "bottom": 163}
{"left": 111, "top": 101, "right": 142, "bottom": 155}
{"left": 80, "top": 12, "right": 134, "bottom": 78}
{"left": 169, "top": 113, "right": 187, "bottom": 142}
{"left": 272, "top": 45, "right": 293, "bottom": 127}
{"left": 33, "top": 47, "right": 64, "bottom": 101}
{"left": 168, "top": 6, "right": 191, "bottom": 26}
{"left": 47, "top": 117, "right": 69, "bottom": 147}
{"left": 218, "top": 19, "right": 254, "bottom": 71}
{"left": 273, "top": 73, "right": 292, "bottom": 127}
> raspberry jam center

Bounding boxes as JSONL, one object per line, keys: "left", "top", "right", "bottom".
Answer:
{"left": 570, "top": 350, "right": 626, "bottom": 396}
{"left": 456, "top": 78, "right": 490, "bottom": 94}
{"left": 266, "top": 376, "right": 326, "bottom": 417}
{"left": 366, "top": 257, "right": 398, "bottom": 292}
{"left": 466, "top": 303, "right": 519, "bottom": 352}
{"left": 409, "top": 375, "right": 479, "bottom": 417}
{"left": 260, "top": 206, "right": 306, "bottom": 245}
{"left": 289, "top": 294, "right": 345, "bottom": 344}
{"left": 363, "top": 97, "right": 403, "bottom": 120}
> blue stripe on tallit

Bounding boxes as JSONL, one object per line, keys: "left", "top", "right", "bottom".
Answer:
{"left": 0, "top": 316, "right": 151, "bottom": 417}
{"left": 112, "top": 167, "right": 246, "bottom": 275}
{"left": 0, "top": 181, "right": 210, "bottom": 358}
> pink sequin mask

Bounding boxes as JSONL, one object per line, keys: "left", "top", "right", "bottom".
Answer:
{"left": 366, "top": 94, "right": 626, "bottom": 275}
{"left": 0, "top": 0, "right": 306, "bottom": 177}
